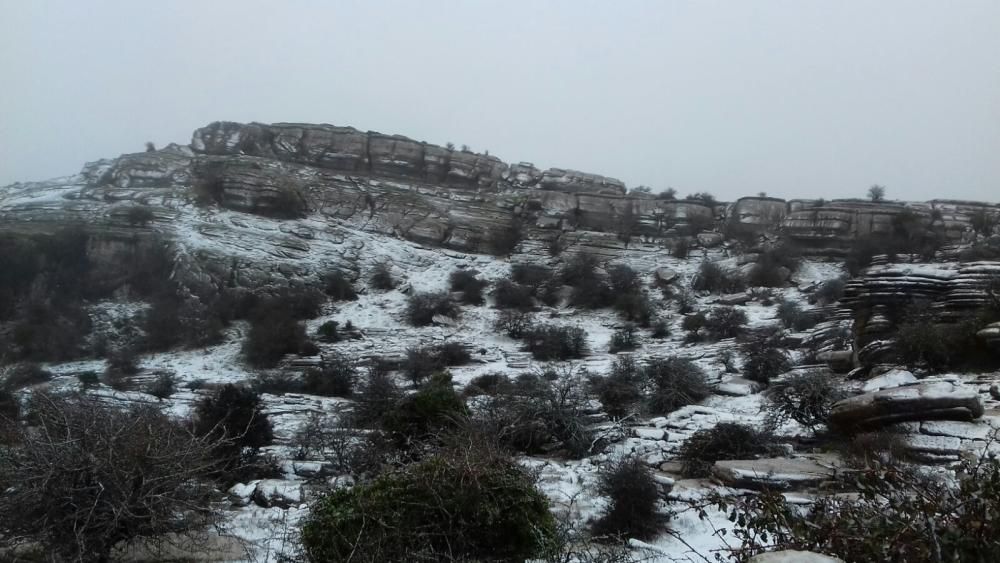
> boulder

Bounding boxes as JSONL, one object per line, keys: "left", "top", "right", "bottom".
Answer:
{"left": 655, "top": 267, "right": 679, "bottom": 284}
{"left": 697, "top": 231, "right": 724, "bottom": 247}
{"left": 829, "top": 379, "right": 984, "bottom": 432}
{"left": 716, "top": 292, "right": 751, "bottom": 306}
{"left": 749, "top": 551, "right": 844, "bottom": 563}
{"left": 861, "top": 369, "right": 918, "bottom": 392}
{"left": 711, "top": 455, "right": 845, "bottom": 490}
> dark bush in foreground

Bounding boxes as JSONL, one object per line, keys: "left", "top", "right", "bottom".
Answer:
{"left": 406, "top": 291, "right": 459, "bottom": 326}
{"left": 765, "top": 370, "right": 847, "bottom": 432}
{"left": 300, "top": 444, "right": 556, "bottom": 562}
{"left": 193, "top": 384, "right": 273, "bottom": 472}
{"left": 677, "top": 423, "right": 776, "bottom": 477}
{"left": 642, "top": 357, "right": 710, "bottom": 414}
{"left": 0, "top": 395, "right": 223, "bottom": 562}
{"left": 524, "top": 325, "right": 587, "bottom": 361}
{"left": 592, "top": 456, "right": 665, "bottom": 540}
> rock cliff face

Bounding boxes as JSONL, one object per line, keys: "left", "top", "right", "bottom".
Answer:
{"left": 1, "top": 120, "right": 998, "bottom": 296}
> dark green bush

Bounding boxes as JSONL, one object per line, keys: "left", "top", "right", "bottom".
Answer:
{"left": 776, "top": 298, "right": 818, "bottom": 331}
{"left": 145, "top": 372, "right": 177, "bottom": 400}
{"left": 592, "top": 456, "right": 666, "bottom": 540}
{"left": 592, "top": 355, "right": 642, "bottom": 419}
{"left": 300, "top": 445, "right": 556, "bottom": 562}
{"left": 524, "top": 325, "right": 587, "bottom": 361}
{"left": 316, "top": 320, "right": 340, "bottom": 343}
{"left": 402, "top": 343, "right": 471, "bottom": 386}
{"left": 243, "top": 304, "right": 312, "bottom": 368}
{"left": 747, "top": 244, "right": 801, "bottom": 287}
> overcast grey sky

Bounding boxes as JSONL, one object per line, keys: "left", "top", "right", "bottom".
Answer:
{"left": 1, "top": 1, "right": 998, "bottom": 201}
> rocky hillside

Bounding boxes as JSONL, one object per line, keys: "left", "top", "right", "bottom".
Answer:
{"left": 1, "top": 122, "right": 1000, "bottom": 562}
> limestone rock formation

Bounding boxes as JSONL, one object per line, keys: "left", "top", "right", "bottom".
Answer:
{"left": 829, "top": 379, "right": 984, "bottom": 432}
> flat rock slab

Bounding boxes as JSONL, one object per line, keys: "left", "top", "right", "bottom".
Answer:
{"left": 830, "top": 380, "right": 984, "bottom": 432}
{"left": 712, "top": 455, "right": 845, "bottom": 490}
{"left": 750, "top": 550, "right": 845, "bottom": 563}
{"left": 862, "top": 369, "right": 917, "bottom": 392}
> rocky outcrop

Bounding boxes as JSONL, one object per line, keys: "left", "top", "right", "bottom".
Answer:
{"left": 829, "top": 379, "right": 984, "bottom": 432}
{"left": 711, "top": 455, "right": 846, "bottom": 490}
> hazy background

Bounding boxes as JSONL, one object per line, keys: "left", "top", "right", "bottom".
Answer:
{"left": 1, "top": 0, "right": 998, "bottom": 201}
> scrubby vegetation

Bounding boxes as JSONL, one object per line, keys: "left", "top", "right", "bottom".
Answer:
{"left": 402, "top": 342, "right": 471, "bottom": 385}
{"left": 449, "top": 269, "right": 487, "bottom": 305}
{"left": 704, "top": 306, "right": 748, "bottom": 339}
{"left": 406, "top": 291, "right": 459, "bottom": 326}
{"left": 643, "top": 356, "right": 710, "bottom": 414}
{"left": 369, "top": 261, "right": 396, "bottom": 290}
{"left": 741, "top": 331, "right": 791, "bottom": 384}
{"left": 193, "top": 384, "right": 273, "bottom": 474}
{"left": 692, "top": 261, "right": 746, "bottom": 294}
{"left": 765, "top": 370, "right": 847, "bottom": 432}
{"left": 523, "top": 325, "right": 588, "bottom": 361}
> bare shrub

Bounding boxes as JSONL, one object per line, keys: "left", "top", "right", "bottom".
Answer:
{"left": 493, "top": 309, "right": 534, "bottom": 339}
{"left": 103, "top": 348, "right": 140, "bottom": 390}
{"left": 0, "top": 394, "right": 223, "bottom": 561}
{"left": 765, "top": 370, "right": 847, "bottom": 432}
{"left": 475, "top": 366, "right": 596, "bottom": 458}
{"left": 146, "top": 371, "right": 177, "bottom": 400}
{"left": 837, "top": 431, "right": 910, "bottom": 469}
{"left": 592, "top": 355, "right": 642, "bottom": 419}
